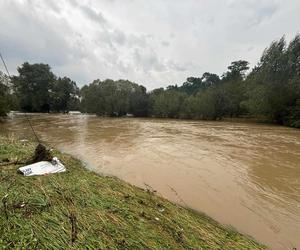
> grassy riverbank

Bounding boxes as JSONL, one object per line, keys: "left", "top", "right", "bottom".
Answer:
{"left": 0, "top": 137, "right": 265, "bottom": 249}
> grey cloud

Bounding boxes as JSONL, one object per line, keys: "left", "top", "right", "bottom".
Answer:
{"left": 66, "top": 0, "right": 107, "bottom": 25}
{"left": 95, "top": 28, "right": 147, "bottom": 52}
{"left": 249, "top": 4, "right": 278, "bottom": 27}
{"left": 67, "top": 0, "right": 79, "bottom": 7}
{"left": 167, "top": 61, "right": 188, "bottom": 72}
{"left": 161, "top": 41, "right": 170, "bottom": 47}
{"left": 0, "top": 0, "right": 96, "bottom": 85}
{"left": 132, "top": 49, "right": 166, "bottom": 73}
{"left": 80, "top": 5, "right": 106, "bottom": 25}
{"left": 0, "top": 3, "right": 71, "bottom": 66}
{"left": 132, "top": 49, "right": 190, "bottom": 74}
{"left": 44, "top": 0, "right": 61, "bottom": 13}
{"left": 228, "top": 0, "right": 279, "bottom": 27}
{"left": 111, "top": 30, "right": 126, "bottom": 46}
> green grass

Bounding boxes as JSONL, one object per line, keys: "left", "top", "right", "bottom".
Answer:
{"left": 0, "top": 136, "right": 265, "bottom": 249}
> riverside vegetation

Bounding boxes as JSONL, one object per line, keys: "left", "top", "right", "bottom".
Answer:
{"left": 0, "top": 136, "right": 265, "bottom": 249}
{"left": 1, "top": 35, "right": 300, "bottom": 127}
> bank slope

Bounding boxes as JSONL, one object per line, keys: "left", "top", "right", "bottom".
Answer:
{"left": 0, "top": 137, "right": 265, "bottom": 249}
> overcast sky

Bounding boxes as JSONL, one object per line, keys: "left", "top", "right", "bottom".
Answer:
{"left": 1, "top": 0, "right": 299, "bottom": 89}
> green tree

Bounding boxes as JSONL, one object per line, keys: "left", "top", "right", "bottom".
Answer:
{"left": 201, "top": 72, "right": 221, "bottom": 86}
{"left": 129, "top": 85, "right": 148, "bottom": 117}
{"left": 179, "top": 77, "right": 203, "bottom": 94}
{"left": 178, "top": 73, "right": 220, "bottom": 95}
{"left": 50, "top": 77, "right": 79, "bottom": 112}
{"left": 80, "top": 79, "right": 147, "bottom": 117}
{"left": 244, "top": 36, "right": 300, "bottom": 126}
{"left": 149, "top": 89, "right": 187, "bottom": 118}
{"left": 219, "top": 61, "right": 250, "bottom": 117}
{"left": 0, "top": 71, "right": 10, "bottom": 116}
{"left": 226, "top": 60, "right": 250, "bottom": 79}
{"left": 12, "top": 62, "right": 56, "bottom": 112}
{"left": 181, "top": 86, "right": 226, "bottom": 120}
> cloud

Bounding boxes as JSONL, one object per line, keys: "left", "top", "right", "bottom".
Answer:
{"left": 0, "top": 1, "right": 72, "bottom": 66}
{"left": 44, "top": 1, "right": 61, "bottom": 13}
{"left": 0, "top": 0, "right": 300, "bottom": 90}
{"left": 161, "top": 41, "right": 170, "bottom": 47}
{"left": 244, "top": 1, "right": 279, "bottom": 27}
{"left": 79, "top": 5, "right": 106, "bottom": 25}
{"left": 132, "top": 48, "right": 166, "bottom": 73}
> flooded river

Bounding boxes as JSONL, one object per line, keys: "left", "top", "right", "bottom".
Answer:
{"left": 1, "top": 114, "right": 300, "bottom": 249}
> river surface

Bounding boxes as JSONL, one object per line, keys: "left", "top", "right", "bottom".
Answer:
{"left": 1, "top": 114, "right": 300, "bottom": 249}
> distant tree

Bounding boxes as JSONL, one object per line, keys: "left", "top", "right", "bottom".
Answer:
{"left": 149, "top": 89, "right": 187, "bottom": 118}
{"left": 286, "top": 34, "right": 300, "bottom": 79}
{"left": 181, "top": 86, "right": 226, "bottom": 120}
{"left": 244, "top": 36, "right": 300, "bottom": 126}
{"left": 80, "top": 79, "right": 147, "bottom": 117}
{"left": 180, "top": 77, "right": 203, "bottom": 94}
{"left": 258, "top": 37, "right": 287, "bottom": 83}
{"left": 50, "top": 77, "right": 79, "bottom": 112}
{"left": 201, "top": 72, "right": 221, "bottom": 86}
{"left": 177, "top": 73, "right": 220, "bottom": 95}
{"left": 0, "top": 71, "right": 10, "bottom": 116}
{"left": 129, "top": 85, "right": 149, "bottom": 117}
{"left": 220, "top": 61, "right": 250, "bottom": 117}
{"left": 223, "top": 60, "right": 249, "bottom": 81}
{"left": 12, "top": 62, "right": 56, "bottom": 112}
{"left": 80, "top": 82, "right": 99, "bottom": 114}
{"left": 228, "top": 60, "right": 249, "bottom": 74}
{"left": 166, "top": 84, "right": 178, "bottom": 91}
{"left": 287, "top": 98, "right": 300, "bottom": 127}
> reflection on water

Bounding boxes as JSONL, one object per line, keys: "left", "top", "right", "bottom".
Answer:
{"left": 1, "top": 114, "right": 300, "bottom": 249}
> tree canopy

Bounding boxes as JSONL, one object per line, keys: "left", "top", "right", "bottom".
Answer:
{"left": 0, "top": 71, "right": 10, "bottom": 116}
{"left": 80, "top": 79, "right": 148, "bottom": 117}
{"left": 10, "top": 63, "right": 80, "bottom": 113}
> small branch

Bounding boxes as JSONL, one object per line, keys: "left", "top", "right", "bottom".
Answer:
{"left": 1, "top": 194, "right": 9, "bottom": 220}
{"left": 0, "top": 160, "right": 26, "bottom": 167}
{"left": 69, "top": 212, "right": 77, "bottom": 244}
{"left": 167, "top": 185, "right": 187, "bottom": 207}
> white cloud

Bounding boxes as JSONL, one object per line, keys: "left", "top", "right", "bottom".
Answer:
{"left": 0, "top": 0, "right": 299, "bottom": 89}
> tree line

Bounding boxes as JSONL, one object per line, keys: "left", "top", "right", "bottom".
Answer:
{"left": 0, "top": 62, "right": 80, "bottom": 115}
{"left": 0, "top": 35, "right": 299, "bottom": 127}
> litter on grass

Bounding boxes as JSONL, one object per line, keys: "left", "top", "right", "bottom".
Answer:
{"left": 18, "top": 157, "right": 66, "bottom": 176}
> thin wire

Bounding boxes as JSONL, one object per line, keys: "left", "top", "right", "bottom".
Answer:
{"left": 0, "top": 52, "right": 41, "bottom": 144}
{"left": 24, "top": 114, "right": 41, "bottom": 144}
{"left": 0, "top": 53, "right": 10, "bottom": 77}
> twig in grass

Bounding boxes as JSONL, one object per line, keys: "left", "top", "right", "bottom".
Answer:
{"left": 1, "top": 194, "right": 9, "bottom": 220}
{"left": 0, "top": 159, "right": 26, "bottom": 166}
{"left": 167, "top": 185, "right": 187, "bottom": 207}
{"left": 69, "top": 212, "right": 78, "bottom": 243}
{"left": 144, "top": 183, "right": 157, "bottom": 194}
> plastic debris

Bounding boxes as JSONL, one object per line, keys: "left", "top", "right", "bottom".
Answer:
{"left": 18, "top": 157, "right": 66, "bottom": 176}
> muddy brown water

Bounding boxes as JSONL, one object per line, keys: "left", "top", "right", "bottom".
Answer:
{"left": 1, "top": 114, "right": 300, "bottom": 249}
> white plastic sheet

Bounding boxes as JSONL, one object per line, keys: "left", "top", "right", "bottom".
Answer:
{"left": 18, "top": 157, "right": 66, "bottom": 176}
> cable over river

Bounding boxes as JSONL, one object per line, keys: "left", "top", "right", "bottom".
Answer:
{"left": 1, "top": 114, "right": 299, "bottom": 249}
